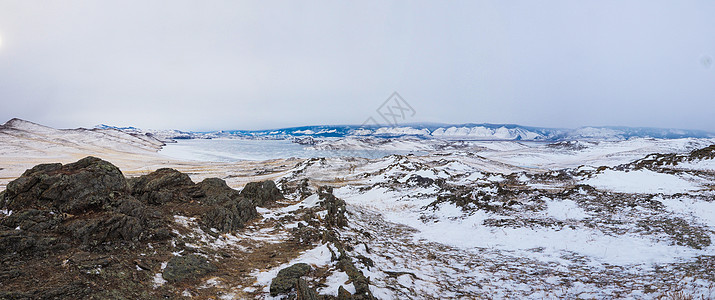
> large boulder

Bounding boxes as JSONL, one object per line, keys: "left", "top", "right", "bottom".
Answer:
{"left": 2, "top": 157, "right": 128, "bottom": 214}
{"left": 62, "top": 212, "right": 144, "bottom": 247}
{"left": 196, "top": 177, "right": 241, "bottom": 201}
{"left": 0, "top": 157, "right": 165, "bottom": 252}
{"left": 270, "top": 263, "right": 312, "bottom": 296}
{"left": 162, "top": 254, "right": 217, "bottom": 283}
{"left": 129, "top": 168, "right": 195, "bottom": 205}
{"left": 240, "top": 180, "right": 283, "bottom": 207}
{"left": 196, "top": 178, "right": 259, "bottom": 232}
{"left": 202, "top": 198, "right": 257, "bottom": 232}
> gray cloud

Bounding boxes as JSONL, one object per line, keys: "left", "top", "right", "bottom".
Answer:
{"left": 0, "top": 1, "right": 713, "bottom": 131}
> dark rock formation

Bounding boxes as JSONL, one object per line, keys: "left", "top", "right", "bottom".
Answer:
{"left": 162, "top": 254, "right": 217, "bottom": 283}
{"left": 0, "top": 157, "right": 177, "bottom": 299}
{"left": 318, "top": 186, "right": 348, "bottom": 228}
{"left": 0, "top": 157, "right": 293, "bottom": 298}
{"left": 292, "top": 136, "right": 318, "bottom": 145}
{"left": 240, "top": 180, "right": 283, "bottom": 207}
{"left": 296, "top": 278, "right": 319, "bottom": 300}
{"left": 63, "top": 212, "right": 144, "bottom": 248}
{"left": 337, "top": 257, "right": 375, "bottom": 300}
{"left": 196, "top": 178, "right": 259, "bottom": 232}
{"left": 406, "top": 174, "right": 435, "bottom": 187}
{"left": 201, "top": 197, "right": 257, "bottom": 232}
{"left": 0, "top": 157, "right": 164, "bottom": 253}
{"left": 129, "top": 168, "right": 195, "bottom": 205}
{"left": 197, "top": 177, "right": 241, "bottom": 201}
{"left": 270, "top": 263, "right": 312, "bottom": 296}
{"left": 130, "top": 172, "right": 260, "bottom": 233}
{"left": 3, "top": 157, "right": 128, "bottom": 214}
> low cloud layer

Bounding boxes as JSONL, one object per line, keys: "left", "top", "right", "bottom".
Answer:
{"left": 0, "top": 1, "right": 713, "bottom": 131}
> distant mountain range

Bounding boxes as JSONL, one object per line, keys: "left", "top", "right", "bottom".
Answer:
{"left": 95, "top": 122, "right": 715, "bottom": 142}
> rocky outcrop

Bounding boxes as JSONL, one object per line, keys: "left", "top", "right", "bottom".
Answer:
{"left": 0, "top": 157, "right": 176, "bottom": 299}
{"left": 129, "top": 170, "right": 261, "bottom": 232}
{"left": 240, "top": 180, "right": 283, "bottom": 207}
{"left": 406, "top": 174, "right": 435, "bottom": 187}
{"left": 3, "top": 157, "right": 128, "bottom": 214}
{"left": 337, "top": 256, "right": 375, "bottom": 300}
{"left": 0, "top": 157, "right": 268, "bottom": 298}
{"left": 296, "top": 278, "right": 319, "bottom": 300}
{"left": 163, "top": 254, "right": 217, "bottom": 283}
{"left": 0, "top": 157, "right": 164, "bottom": 253}
{"left": 0, "top": 156, "right": 309, "bottom": 299}
{"left": 270, "top": 263, "right": 313, "bottom": 296}
{"left": 129, "top": 168, "right": 196, "bottom": 205}
{"left": 197, "top": 177, "right": 242, "bottom": 200}
{"left": 202, "top": 198, "right": 257, "bottom": 232}
{"left": 617, "top": 144, "right": 715, "bottom": 171}
{"left": 318, "top": 186, "right": 348, "bottom": 228}
{"left": 196, "top": 178, "right": 258, "bottom": 231}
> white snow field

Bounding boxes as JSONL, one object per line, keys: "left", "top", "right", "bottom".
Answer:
{"left": 242, "top": 138, "right": 715, "bottom": 299}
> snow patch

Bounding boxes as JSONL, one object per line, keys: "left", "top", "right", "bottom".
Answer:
{"left": 583, "top": 169, "right": 700, "bottom": 194}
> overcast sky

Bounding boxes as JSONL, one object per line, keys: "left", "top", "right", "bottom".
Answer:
{"left": 0, "top": 1, "right": 713, "bottom": 131}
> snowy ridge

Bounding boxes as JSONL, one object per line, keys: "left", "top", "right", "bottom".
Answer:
{"left": 430, "top": 126, "right": 547, "bottom": 140}
{"left": 0, "top": 118, "right": 165, "bottom": 168}
{"left": 95, "top": 124, "right": 206, "bottom": 142}
{"left": 99, "top": 122, "right": 715, "bottom": 142}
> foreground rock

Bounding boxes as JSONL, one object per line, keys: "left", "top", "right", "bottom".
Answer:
{"left": 270, "top": 263, "right": 313, "bottom": 296}
{"left": 1, "top": 157, "right": 164, "bottom": 252}
{"left": 0, "top": 157, "right": 277, "bottom": 299}
{"left": 129, "top": 169, "right": 263, "bottom": 232}
{"left": 129, "top": 168, "right": 195, "bottom": 205}
{"left": 163, "top": 254, "right": 217, "bottom": 283}
{"left": 3, "top": 157, "right": 129, "bottom": 214}
{"left": 240, "top": 180, "right": 283, "bottom": 207}
{"left": 197, "top": 178, "right": 258, "bottom": 232}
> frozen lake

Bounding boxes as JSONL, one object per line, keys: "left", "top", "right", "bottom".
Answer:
{"left": 158, "top": 138, "right": 427, "bottom": 162}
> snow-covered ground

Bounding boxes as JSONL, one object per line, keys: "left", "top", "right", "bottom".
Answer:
{"left": 254, "top": 138, "right": 715, "bottom": 298}
{"left": 582, "top": 169, "right": 703, "bottom": 194}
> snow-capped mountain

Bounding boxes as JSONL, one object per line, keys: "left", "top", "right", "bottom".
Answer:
{"left": 97, "top": 122, "right": 715, "bottom": 142}
{"left": 95, "top": 124, "right": 209, "bottom": 142}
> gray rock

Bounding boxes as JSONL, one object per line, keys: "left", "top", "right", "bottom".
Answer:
{"left": 296, "top": 278, "right": 319, "bottom": 300}
{"left": 201, "top": 197, "right": 257, "bottom": 232}
{"left": 196, "top": 177, "right": 241, "bottom": 202}
{"left": 240, "top": 180, "right": 283, "bottom": 207}
{"left": 196, "top": 178, "right": 259, "bottom": 232}
{"left": 162, "top": 254, "right": 217, "bottom": 283}
{"left": 319, "top": 186, "right": 348, "bottom": 228}
{"left": 0, "top": 157, "right": 165, "bottom": 251}
{"left": 62, "top": 212, "right": 144, "bottom": 247}
{"left": 3, "top": 157, "right": 128, "bottom": 214}
{"left": 269, "top": 263, "right": 312, "bottom": 296}
{"left": 130, "top": 168, "right": 195, "bottom": 205}
{"left": 338, "top": 257, "right": 375, "bottom": 300}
